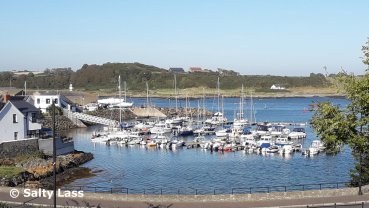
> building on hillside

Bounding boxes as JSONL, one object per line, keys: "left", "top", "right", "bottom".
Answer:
{"left": 217, "top": 68, "right": 240, "bottom": 76}
{"left": 270, "top": 84, "right": 286, "bottom": 90}
{"left": 33, "top": 93, "right": 77, "bottom": 113}
{"left": 0, "top": 99, "right": 42, "bottom": 143}
{"left": 189, "top": 67, "right": 203, "bottom": 73}
{"left": 169, "top": 68, "right": 185, "bottom": 74}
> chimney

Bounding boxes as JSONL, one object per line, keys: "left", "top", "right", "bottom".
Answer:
{"left": 4, "top": 93, "right": 10, "bottom": 103}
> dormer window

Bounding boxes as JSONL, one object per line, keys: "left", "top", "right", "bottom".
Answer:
{"left": 46, "top": 99, "right": 50, "bottom": 104}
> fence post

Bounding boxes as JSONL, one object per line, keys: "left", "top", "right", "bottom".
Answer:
{"left": 268, "top": 187, "right": 270, "bottom": 193}
{"left": 284, "top": 186, "right": 287, "bottom": 192}
{"left": 161, "top": 188, "right": 163, "bottom": 195}
{"left": 232, "top": 188, "right": 234, "bottom": 195}
{"left": 95, "top": 187, "right": 97, "bottom": 193}
{"left": 178, "top": 189, "right": 180, "bottom": 195}
{"left": 249, "top": 187, "right": 252, "bottom": 194}
{"left": 336, "top": 183, "right": 339, "bottom": 189}
{"left": 302, "top": 185, "right": 304, "bottom": 191}
{"left": 126, "top": 188, "right": 129, "bottom": 194}
{"left": 362, "top": 202, "right": 364, "bottom": 208}
{"left": 144, "top": 189, "right": 146, "bottom": 195}
{"left": 195, "top": 189, "right": 198, "bottom": 195}
{"left": 111, "top": 188, "right": 113, "bottom": 194}
{"left": 320, "top": 184, "right": 322, "bottom": 190}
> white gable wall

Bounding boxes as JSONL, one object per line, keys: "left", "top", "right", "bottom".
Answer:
{"left": 0, "top": 102, "right": 27, "bottom": 143}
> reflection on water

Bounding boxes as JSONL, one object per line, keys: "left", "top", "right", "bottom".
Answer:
{"left": 65, "top": 97, "right": 354, "bottom": 190}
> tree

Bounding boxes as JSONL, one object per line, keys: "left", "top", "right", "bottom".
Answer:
{"left": 311, "top": 37, "right": 369, "bottom": 195}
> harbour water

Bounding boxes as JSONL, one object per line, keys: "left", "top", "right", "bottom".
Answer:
{"left": 66, "top": 97, "right": 354, "bottom": 192}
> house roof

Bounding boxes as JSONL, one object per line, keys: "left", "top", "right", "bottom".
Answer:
{"left": 10, "top": 100, "right": 40, "bottom": 114}
{"left": 0, "top": 102, "right": 5, "bottom": 112}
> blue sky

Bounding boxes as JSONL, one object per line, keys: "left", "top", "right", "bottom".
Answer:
{"left": 0, "top": 0, "right": 368, "bottom": 75}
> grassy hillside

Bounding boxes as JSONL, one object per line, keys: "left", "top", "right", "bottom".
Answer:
{"left": 0, "top": 62, "right": 330, "bottom": 92}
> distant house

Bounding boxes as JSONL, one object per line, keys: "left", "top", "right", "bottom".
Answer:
{"left": 33, "top": 93, "right": 77, "bottom": 113}
{"left": 270, "top": 84, "right": 286, "bottom": 90}
{"left": 0, "top": 100, "right": 42, "bottom": 143}
{"left": 189, "top": 67, "right": 203, "bottom": 73}
{"left": 169, "top": 68, "right": 185, "bottom": 74}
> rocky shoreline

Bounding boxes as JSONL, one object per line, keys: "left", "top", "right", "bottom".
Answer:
{"left": 0, "top": 151, "right": 93, "bottom": 188}
{"left": 42, "top": 115, "right": 79, "bottom": 131}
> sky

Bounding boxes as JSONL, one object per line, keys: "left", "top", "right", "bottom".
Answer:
{"left": 0, "top": 0, "right": 369, "bottom": 76}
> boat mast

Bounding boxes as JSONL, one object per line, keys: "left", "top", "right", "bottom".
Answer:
{"left": 185, "top": 93, "right": 188, "bottom": 118}
{"left": 174, "top": 74, "right": 178, "bottom": 112}
{"left": 217, "top": 77, "right": 220, "bottom": 112}
{"left": 124, "top": 81, "right": 127, "bottom": 102}
{"left": 241, "top": 84, "right": 244, "bottom": 120}
{"left": 146, "top": 81, "right": 149, "bottom": 107}
{"left": 202, "top": 88, "right": 205, "bottom": 121}
{"left": 119, "top": 75, "right": 122, "bottom": 125}
{"left": 249, "top": 91, "right": 254, "bottom": 124}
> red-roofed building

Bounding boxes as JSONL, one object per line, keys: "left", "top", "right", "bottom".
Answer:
{"left": 189, "top": 67, "right": 203, "bottom": 73}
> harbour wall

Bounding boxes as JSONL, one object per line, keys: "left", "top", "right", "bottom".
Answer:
{"left": 0, "top": 138, "right": 74, "bottom": 158}
{"left": 0, "top": 139, "right": 39, "bottom": 158}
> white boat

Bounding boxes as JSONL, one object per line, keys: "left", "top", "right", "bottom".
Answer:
{"left": 255, "top": 124, "right": 272, "bottom": 136}
{"left": 311, "top": 140, "right": 326, "bottom": 151}
{"left": 97, "top": 97, "right": 133, "bottom": 108}
{"left": 267, "top": 145, "right": 279, "bottom": 153}
{"left": 275, "top": 137, "right": 293, "bottom": 147}
{"left": 279, "top": 144, "right": 294, "bottom": 154}
{"left": 303, "top": 147, "right": 319, "bottom": 156}
{"left": 270, "top": 125, "right": 290, "bottom": 137}
{"left": 150, "top": 122, "right": 172, "bottom": 134}
{"left": 257, "top": 135, "right": 272, "bottom": 148}
{"left": 205, "top": 112, "right": 228, "bottom": 125}
{"left": 215, "top": 128, "right": 231, "bottom": 137}
{"left": 288, "top": 128, "right": 307, "bottom": 139}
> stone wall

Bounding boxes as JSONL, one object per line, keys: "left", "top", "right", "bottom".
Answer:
{"left": 38, "top": 137, "right": 75, "bottom": 156}
{"left": 0, "top": 139, "right": 39, "bottom": 158}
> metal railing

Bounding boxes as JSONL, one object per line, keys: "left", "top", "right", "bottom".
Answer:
{"left": 61, "top": 181, "right": 350, "bottom": 195}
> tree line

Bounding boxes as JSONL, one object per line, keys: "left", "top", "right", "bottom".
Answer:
{"left": 0, "top": 62, "right": 329, "bottom": 91}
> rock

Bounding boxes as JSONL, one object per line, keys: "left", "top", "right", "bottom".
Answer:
{"left": 41, "top": 115, "right": 78, "bottom": 131}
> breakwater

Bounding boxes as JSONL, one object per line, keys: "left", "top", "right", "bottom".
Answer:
{"left": 42, "top": 115, "right": 78, "bottom": 131}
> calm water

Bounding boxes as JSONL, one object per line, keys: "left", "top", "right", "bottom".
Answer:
{"left": 66, "top": 97, "right": 354, "bottom": 192}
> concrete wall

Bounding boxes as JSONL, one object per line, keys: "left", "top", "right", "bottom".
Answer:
{"left": 38, "top": 137, "right": 75, "bottom": 156}
{"left": 0, "top": 138, "right": 39, "bottom": 158}
{"left": 0, "top": 102, "right": 26, "bottom": 142}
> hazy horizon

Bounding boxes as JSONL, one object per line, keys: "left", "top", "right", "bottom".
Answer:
{"left": 1, "top": 0, "right": 369, "bottom": 76}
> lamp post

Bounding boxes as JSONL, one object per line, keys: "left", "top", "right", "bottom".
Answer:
{"left": 52, "top": 99, "right": 57, "bottom": 207}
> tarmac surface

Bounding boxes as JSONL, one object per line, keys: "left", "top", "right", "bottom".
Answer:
{"left": 1, "top": 187, "right": 369, "bottom": 208}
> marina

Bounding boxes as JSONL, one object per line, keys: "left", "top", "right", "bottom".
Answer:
{"left": 65, "top": 96, "right": 354, "bottom": 192}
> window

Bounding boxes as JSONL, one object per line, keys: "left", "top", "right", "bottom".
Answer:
{"left": 13, "top": 114, "right": 17, "bottom": 123}
{"left": 54, "top": 98, "right": 58, "bottom": 104}
{"left": 46, "top": 99, "right": 50, "bottom": 104}
{"left": 37, "top": 98, "right": 40, "bottom": 104}
{"left": 31, "top": 113, "right": 36, "bottom": 123}
{"left": 14, "top": 132, "right": 18, "bottom": 140}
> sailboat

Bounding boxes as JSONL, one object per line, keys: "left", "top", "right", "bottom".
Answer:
{"left": 205, "top": 77, "right": 227, "bottom": 125}
{"left": 233, "top": 84, "right": 248, "bottom": 127}
{"left": 97, "top": 79, "right": 133, "bottom": 108}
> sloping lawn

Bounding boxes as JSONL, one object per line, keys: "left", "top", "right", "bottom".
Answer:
{"left": 0, "top": 166, "right": 24, "bottom": 178}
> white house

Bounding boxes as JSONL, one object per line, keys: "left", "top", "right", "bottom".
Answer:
{"left": 33, "top": 93, "right": 77, "bottom": 113}
{"left": 0, "top": 100, "right": 42, "bottom": 143}
{"left": 270, "top": 84, "right": 286, "bottom": 90}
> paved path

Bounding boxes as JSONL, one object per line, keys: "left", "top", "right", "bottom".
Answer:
{"left": 1, "top": 188, "right": 369, "bottom": 208}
